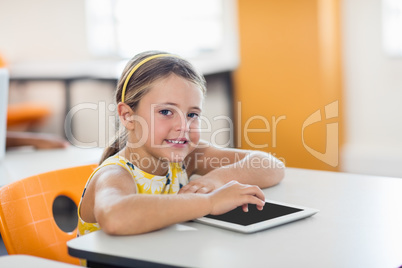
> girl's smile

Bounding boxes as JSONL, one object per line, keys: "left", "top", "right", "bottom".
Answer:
{"left": 165, "top": 138, "right": 189, "bottom": 146}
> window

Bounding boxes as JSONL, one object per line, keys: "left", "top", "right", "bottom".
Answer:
{"left": 382, "top": 0, "right": 402, "bottom": 57}
{"left": 85, "top": 0, "right": 239, "bottom": 73}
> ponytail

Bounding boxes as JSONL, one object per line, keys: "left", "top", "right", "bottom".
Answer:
{"left": 99, "top": 129, "right": 128, "bottom": 164}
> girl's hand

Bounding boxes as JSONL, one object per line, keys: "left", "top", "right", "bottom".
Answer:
{"left": 178, "top": 176, "right": 221, "bottom": 194}
{"left": 207, "top": 180, "right": 266, "bottom": 214}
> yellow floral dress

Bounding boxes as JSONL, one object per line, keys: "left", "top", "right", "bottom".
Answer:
{"left": 77, "top": 154, "right": 189, "bottom": 237}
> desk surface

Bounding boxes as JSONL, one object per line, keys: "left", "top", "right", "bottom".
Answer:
{"left": 67, "top": 168, "right": 402, "bottom": 268}
{"left": 0, "top": 255, "right": 79, "bottom": 267}
{"left": 0, "top": 146, "right": 103, "bottom": 186}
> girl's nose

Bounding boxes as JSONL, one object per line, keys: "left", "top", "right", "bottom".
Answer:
{"left": 175, "top": 114, "right": 190, "bottom": 133}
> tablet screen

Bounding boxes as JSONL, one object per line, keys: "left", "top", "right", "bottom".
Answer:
{"left": 204, "top": 202, "right": 303, "bottom": 226}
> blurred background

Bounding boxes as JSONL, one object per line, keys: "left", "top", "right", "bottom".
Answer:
{"left": 1, "top": 0, "right": 402, "bottom": 177}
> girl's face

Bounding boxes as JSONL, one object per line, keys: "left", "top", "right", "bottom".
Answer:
{"left": 129, "top": 74, "right": 203, "bottom": 164}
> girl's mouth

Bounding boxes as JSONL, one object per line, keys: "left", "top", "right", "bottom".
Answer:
{"left": 165, "top": 139, "right": 188, "bottom": 145}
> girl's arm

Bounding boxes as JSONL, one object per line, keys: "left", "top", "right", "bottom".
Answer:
{"left": 82, "top": 165, "right": 266, "bottom": 235}
{"left": 179, "top": 140, "right": 285, "bottom": 194}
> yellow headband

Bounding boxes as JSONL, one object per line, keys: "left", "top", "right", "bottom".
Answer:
{"left": 121, "top": 53, "right": 178, "bottom": 103}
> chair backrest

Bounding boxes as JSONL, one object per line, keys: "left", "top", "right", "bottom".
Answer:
{"left": 0, "top": 164, "right": 97, "bottom": 265}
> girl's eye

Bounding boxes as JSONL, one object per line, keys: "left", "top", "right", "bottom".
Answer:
{"left": 188, "top": 112, "right": 199, "bottom": 118}
{"left": 159, "top": 110, "right": 172, "bottom": 116}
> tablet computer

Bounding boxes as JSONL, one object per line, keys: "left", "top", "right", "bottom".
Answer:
{"left": 194, "top": 199, "right": 318, "bottom": 233}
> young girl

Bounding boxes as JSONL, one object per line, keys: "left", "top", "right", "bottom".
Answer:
{"left": 78, "top": 51, "right": 285, "bottom": 236}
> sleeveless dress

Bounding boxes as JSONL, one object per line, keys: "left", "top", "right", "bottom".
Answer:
{"left": 77, "top": 154, "right": 189, "bottom": 237}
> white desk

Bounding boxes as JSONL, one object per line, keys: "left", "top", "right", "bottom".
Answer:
{"left": 67, "top": 168, "right": 402, "bottom": 268}
{"left": 0, "top": 255, "right": 80, "bottom": 267}
{"left": 0, "top": 146, "right": 103, "bottom": 186}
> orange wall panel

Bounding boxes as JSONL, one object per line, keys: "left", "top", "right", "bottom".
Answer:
{"left": 234, "top": 0, "right": 343, "bottom": 171}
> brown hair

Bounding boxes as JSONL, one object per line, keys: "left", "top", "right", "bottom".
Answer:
{"left": 99, "top": 51, "right": 206, "bottom": 164}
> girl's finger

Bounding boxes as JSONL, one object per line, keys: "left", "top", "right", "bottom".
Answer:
{"left": 256, "top": 204, "right": 264, "bottom": 210}
{"left": 241, "top": 185, "right": 265, "bottom": 201}
{"left": 242, "top": 203, "right": 249, "bottom": 212}
{"left": 243, "top": 195, "right": 266, "bottom": 208}
{"left": 195, "top": 187, "right": 210, "bottom": 194}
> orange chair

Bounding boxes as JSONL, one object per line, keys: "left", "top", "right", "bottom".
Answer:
{"left": 6, "top": 102, "right": 52, "bottom": 130}
{"left": 0, "top": 52, "right": 7, "bottom": 67}
{"left": 1, "top": 51, "right": 52, "bottom": 131}
{"left": 0, "top": 164, "right": 97, "bottom": 265}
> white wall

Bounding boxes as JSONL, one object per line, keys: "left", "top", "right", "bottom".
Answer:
{"left": 0, "top": 0, "right": 90, "bottom": 62}
{"left": 341, "top": 0, "right": 402, "bottom": 177}
{"left": 1, "top": 0, "right": 92, "bottom": 138}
